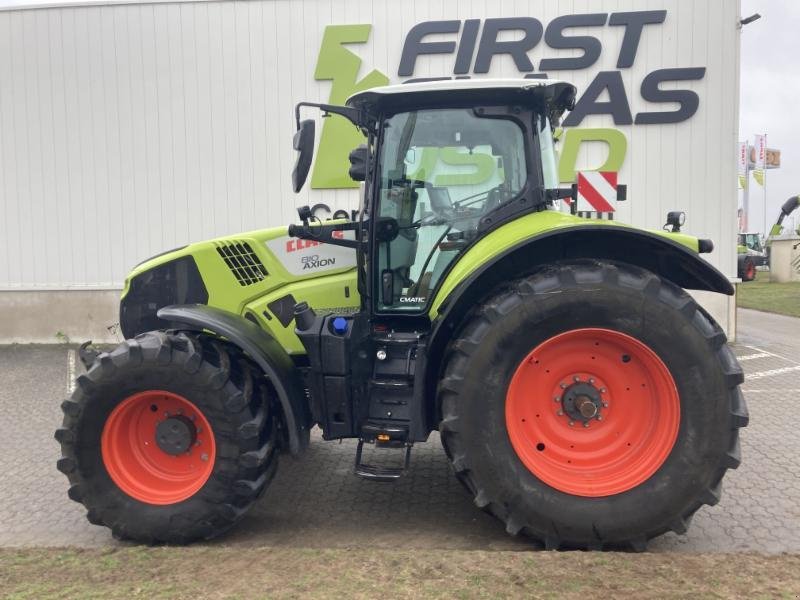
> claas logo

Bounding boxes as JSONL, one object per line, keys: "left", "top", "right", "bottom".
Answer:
{"left": 286, "top": 230, "right": 344, "bottom": 253}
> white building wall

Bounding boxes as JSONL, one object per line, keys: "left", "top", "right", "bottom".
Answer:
{"left": 0, "top": 0, "right": 740, "bottom": 292}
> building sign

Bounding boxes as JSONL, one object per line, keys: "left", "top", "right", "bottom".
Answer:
{"left": 311, "top": 11, "right": 706, "bottom": 189}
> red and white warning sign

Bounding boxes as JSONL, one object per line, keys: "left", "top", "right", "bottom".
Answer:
{"left": 576, "top": 171, "right": 619, "bottom": 213}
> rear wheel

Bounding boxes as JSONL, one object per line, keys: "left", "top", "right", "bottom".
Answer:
{"left": 439, "top": 261, "right": 747, "bottom": 550}
{"left": 505, "top": 328, "right": 681, "bottom": 498}
{"left": 739, "top": 257, "right": 756, "bottom": 281}
{"left": 55, "top": 331, "right": 279, "bottom": 544}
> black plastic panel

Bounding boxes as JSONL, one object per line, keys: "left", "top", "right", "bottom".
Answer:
{"left": 120, "top": 256, "right": 208, "bottom": 338}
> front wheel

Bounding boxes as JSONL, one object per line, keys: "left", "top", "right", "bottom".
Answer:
{"left": 55, "top": 331, "right": 279, "bottom": 544}
{"left": 438, "top": 261, "right": 747, "bottom": 550}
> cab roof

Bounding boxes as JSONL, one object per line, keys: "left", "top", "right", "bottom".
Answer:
{"left": 346, "top": 78, "right": 577, "bottom": 117}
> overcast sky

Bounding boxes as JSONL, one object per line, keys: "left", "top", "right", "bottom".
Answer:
{"left": 740, "top": 0, "right": 799, "bottom": 234}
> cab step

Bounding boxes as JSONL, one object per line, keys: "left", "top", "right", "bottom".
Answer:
{"left": 354, "top": 441, "right": 412, "bottom": 481}
{"left": 354, "top": 424, "right": 412, "bottom": 481}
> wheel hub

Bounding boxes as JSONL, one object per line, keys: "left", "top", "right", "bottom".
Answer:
{"left": 156, "top": 415, "right": 197, "bottom": 455}
{"left": 505, "top": 328, "right": 681, "bottom": 497}
{"left": 101, "top": 390, "right": 216, "bottom": 505}
{"left": 561, "top": 381, "right": 604, "bottom": 424}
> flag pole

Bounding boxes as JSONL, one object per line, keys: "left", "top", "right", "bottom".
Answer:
{"left": 763, "top": 133, "right": 768, "bottom": 237}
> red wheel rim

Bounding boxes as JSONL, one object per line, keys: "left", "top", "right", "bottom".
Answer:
{"left": 505, "top": 328, "right": 680, "bottom": 497}
{"left": 101, "top": 390, "right": 216, "bottom": 505}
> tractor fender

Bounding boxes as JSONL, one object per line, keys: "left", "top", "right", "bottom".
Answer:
{"left": 424, "top": 226, "right": 733, "bottom": 419}
{"left": 158, "top": 304, "right": 311, "bottom": 455}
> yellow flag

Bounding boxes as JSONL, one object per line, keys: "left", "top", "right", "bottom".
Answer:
{"left": 753, "top": 169, "right": 765, "bottom": 186}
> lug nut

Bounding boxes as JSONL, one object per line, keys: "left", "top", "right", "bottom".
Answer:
{"left": 583, "top": 422, "right": 590, "bottom": 428}
{"left": 376, "top": 349, "right": 387, "bottom": 361}
{"left": 589, "top": 378, "right": 595, "bottom": 384}
{"left": 597, "top": 415, "right": 603, "bottom": 421}
{"left": 573, "top": 376, "right": 580, "bottom": 382}
{"left": 602, "top": 402, "right": 608, "bottom": 408}
{"left": 600, "top": 388, "right": 607, "bottom": 393}
{"left": 200, "top": 453, "right": 209, "bottom": 462}
{"left": 554, "top": 396, "right": 560, "bottom": 402}
{"left": 568, "top": 420, "right": 574, "bottom": 426}
{"left": 560, "top": 383, "right": 567, "bottom": 389}
{"left": 557, "top": 410, "right": 563, "bottom": 416}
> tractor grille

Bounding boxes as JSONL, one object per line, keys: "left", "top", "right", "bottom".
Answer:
{"left": 216, "top": 241, "right": 268, "bottom": 286}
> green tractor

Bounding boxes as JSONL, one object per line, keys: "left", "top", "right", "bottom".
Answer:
{"left": 737, "top": 233, "right": 767, "bottom": 282}
{"left": 737, "top": 195, "right": 800, "bottom": 281}
{"left": 56, "top": 79, "right": 746, "bottom": 550}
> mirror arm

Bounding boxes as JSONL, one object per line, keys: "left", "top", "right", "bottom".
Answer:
{"left": 294, "top": 102, "right": 371, "bottom": 133}
{"left": 545, "top": 186, "right": 577, "bottom": 202}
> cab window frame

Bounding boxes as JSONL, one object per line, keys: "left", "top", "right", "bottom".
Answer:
{"left": 368, "top": 104, "right": 544, "bottom": 317}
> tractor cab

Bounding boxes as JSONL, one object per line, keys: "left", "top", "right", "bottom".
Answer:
{"left": 739, "top": 232, "right": 765, "bottom": 255}
{"left": 290, "top": 79, "right": 576, "bottom": 317}
{"left": 287, "top": 79, "right": 578, "bottom": 476}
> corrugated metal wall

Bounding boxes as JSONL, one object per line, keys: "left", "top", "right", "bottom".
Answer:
{"left": 0, "top": 0, "right": 740, "bottom": 289}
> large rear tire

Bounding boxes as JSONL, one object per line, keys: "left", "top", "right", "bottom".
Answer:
{"left": 55, "top": 331, "right": 279, "bottom": 544}
{"left": 438, "top": 261, "right": 747, "bottom": 550}
{"left": 738, "top": 256, "right": 756, "bottom": 282}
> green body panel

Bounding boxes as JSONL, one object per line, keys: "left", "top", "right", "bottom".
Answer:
{"left": 122, "top": 225, "right": 359, "bottom": 354}
{"left": 241, "top": 270, "right": 358, "bottom": 353}
{"left": 123, "top": 211, "right": 700, "bottom": 355}
{"left": 429, "top": 210, "right": 700, "bottom": 317}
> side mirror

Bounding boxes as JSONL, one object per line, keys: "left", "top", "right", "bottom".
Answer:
{"left": 348, "top": 145, "right": 368, "bottom": 182}
{"left": 292, "top": 119, "right": 315, "bottom": 193}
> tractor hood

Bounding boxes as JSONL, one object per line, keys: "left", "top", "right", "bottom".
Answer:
{"left": 119, "top": 224, "right": 359, "bottom": 340}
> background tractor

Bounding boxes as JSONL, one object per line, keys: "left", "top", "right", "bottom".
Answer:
{"left": 56, "top": 79, "right": 746, "bottom": 551}
{"left": 737, "top": 195, "right": 800, "bottom": 281}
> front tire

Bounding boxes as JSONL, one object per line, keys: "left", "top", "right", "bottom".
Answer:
{"left": 55, "top": 331, "right": 279, "bottom": 544}
{"left": 438, "top": 261, "right": 747, "bottom": 550}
